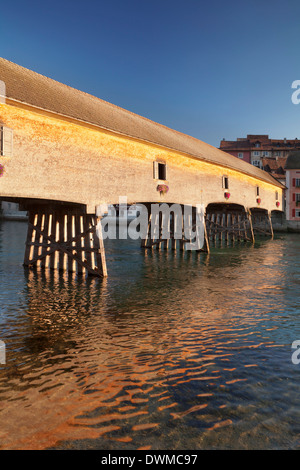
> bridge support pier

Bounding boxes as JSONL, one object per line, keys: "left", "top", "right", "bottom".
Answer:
{"left": 205, "top": 206, "right": 255, "bottom": 246}
{"left": 23, "top": 206, "right": 107, "bottom": 277}
{"left": 141, "top": 205, "right": 209, "bottom": 252}
{"left": 250, "top": 209, "right": 274, "bottom": 238}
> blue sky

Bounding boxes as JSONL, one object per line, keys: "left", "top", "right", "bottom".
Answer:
{"left": 1, "top": 0, "right": 300, "bottom": 146}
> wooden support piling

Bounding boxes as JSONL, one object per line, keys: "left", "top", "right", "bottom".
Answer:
{"left": 268, "top": 212, "right": 274, "bottom": 239}
{"left": 248, "top": 210, "right": 255, "bottom": 243}
{"left": 23, "top": 208, "right": 107, "bottom": 277}
{"left": 141, "top": 204, "right": 209, "bottom": 253}
{"left": 205, "top": 206, "right": 257, "bottom": 247}
{"left": 251, "top": 210, "right": 274, "bottom": 238}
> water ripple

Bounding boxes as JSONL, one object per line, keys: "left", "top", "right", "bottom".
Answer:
{"left": 0, "top": 222, "right": 300, "bottom": 449}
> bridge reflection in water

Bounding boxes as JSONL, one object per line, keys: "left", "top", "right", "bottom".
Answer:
{"left": 0, "top": 221, "right": 299, "bottom": 450}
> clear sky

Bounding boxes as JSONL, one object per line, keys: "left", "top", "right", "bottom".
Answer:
{"left": 1, "top": 0, "right": 300, "bottom": 147}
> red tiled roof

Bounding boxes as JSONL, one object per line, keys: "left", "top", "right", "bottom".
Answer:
{"left": 220, "top": 137, "right": 300, "bottom": 152}
{"left": 246, "top": 135, "right": 270, "bottom": 141}
{"left": 262, "top": 157, "right": 287, "bottom": 170}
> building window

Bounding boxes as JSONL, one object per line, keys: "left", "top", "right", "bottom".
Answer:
{"left": 256, "top": 186, "right": 260, "bottom": 196}
{"left": 153, "top": 161, "right": 167, "bottom": 180}
{"left": 255, "top": 142, "right": 260, "bottom": 148}
{"left": 296, "top": 210, "right": 300, "bottom": 218}
{"left": 238, "top": 153, "right": 243, "bottom": 159}
{"left": 262, "top": 151, "right": 269, "bottom": 156}
{"left": 275, "top": 191, "right": 279, "bottom": 201}
{"left": 296, "top": 194, "right": 300, "bottom": 203}
{"left": 222, "top": 176, "right": 229, "bottom": 189}
{"left": 296, "top": 179, "right": 300, "bottom": 188}
{"left": 274, "top": 151, "right": 281, "bottom": 156}
{"left": 253, "top": 151, "right": 260, "bottom": 157}
{"left": 0, "top": 126, "right": 13, "bottom": 157}
{"left": 252, "top": 160, "right": 261, "bottom": 167}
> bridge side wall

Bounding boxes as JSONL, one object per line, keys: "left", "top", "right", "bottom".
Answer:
{"left": 0, "top": 102, "right": 284, "bottom": 213}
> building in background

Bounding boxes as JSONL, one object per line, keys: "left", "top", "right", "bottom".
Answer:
{"left": 261, "top": 156, "right": 286, "bottom": 186}
{"left": 285, "top": 151, "right": 300, "bottom": 231}
{"left": 220, "top": 135, "right": 300, "bottom": 187}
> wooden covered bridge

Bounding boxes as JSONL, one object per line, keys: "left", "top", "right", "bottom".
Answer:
{"left": 0, "top": 58, "right": 284, "bottom": 277}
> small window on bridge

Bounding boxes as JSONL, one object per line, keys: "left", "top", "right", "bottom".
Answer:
{"left": 222, "top": 176, "right": 229, "bottom": 189}
{"left": 256, "top": 186, "right": 260, "bottom": 196}
{"left": 158, "top": 163, "right": 166, "bottom": 180}
{"left": 275, "top": 191, "right": 279, "bottom": 201}
{"left": 0, "top": 126, "right": 13, "bottom": 157}
{"left": 154, "top": 161, "right": 167, "bottom": 181}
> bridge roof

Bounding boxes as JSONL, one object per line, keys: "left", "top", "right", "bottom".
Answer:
{"left": 0, "top": 58, "right": 283, "bottom": 188}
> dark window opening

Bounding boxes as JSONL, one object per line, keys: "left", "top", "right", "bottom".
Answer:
{"left": 223, "top": 176, "right": 229, "bottom": 189}
{"left": 158, "top": 163, "right": 166, "bottom": 180}
{"left": 256, "top": 186, "right": 260, "bottom": 196}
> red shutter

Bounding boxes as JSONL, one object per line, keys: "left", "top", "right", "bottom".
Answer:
{"left": 293, "top": 178, "right": 296, "bottom": 187}
{"left": 293, "top": 193, "right": 296, "bottom": 201}
{"left": 292, "top": 209, "right": 296, "bottom": 217}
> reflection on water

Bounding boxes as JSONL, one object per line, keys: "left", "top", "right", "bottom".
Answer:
{"left": 0, "top": 220, "right": 300, "bottom": 449}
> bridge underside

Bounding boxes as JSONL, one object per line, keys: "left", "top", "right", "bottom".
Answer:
{"left": 8, "top": 199, "right": 277, "bottom": 278}
{"left": 249, "top": 207, "right": 274, "bottom": 238}
{"left": 205, "top": 203, "right": 254, "bottom": 245}
{"left": 205, "top": 204, "right": 274, "bottom": 245}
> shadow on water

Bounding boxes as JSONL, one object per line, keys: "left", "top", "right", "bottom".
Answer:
{"left": 0, "top": 220, "right": 300, "bottom": 449}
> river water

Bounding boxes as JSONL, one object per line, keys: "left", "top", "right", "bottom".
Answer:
{"left": 0, "top": 219, "right": 299, "bottom": 450}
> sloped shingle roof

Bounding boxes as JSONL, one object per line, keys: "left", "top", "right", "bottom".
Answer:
{"left": 0, "top": 57, "right": 284, "bottom": 188}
